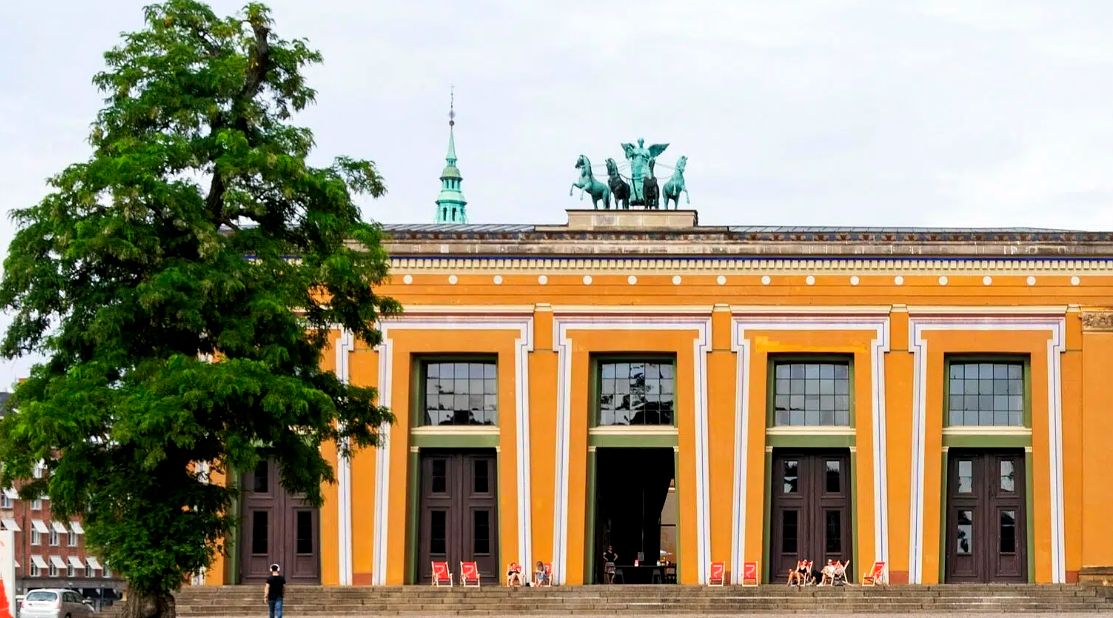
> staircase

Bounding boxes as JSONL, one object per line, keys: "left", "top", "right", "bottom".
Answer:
{"left": 162, "top": 584, "right": 1113, "bottom": 616}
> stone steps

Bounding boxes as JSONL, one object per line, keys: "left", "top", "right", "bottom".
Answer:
{"left": 147, "top": 584, "right": 1113, "bottom": 616}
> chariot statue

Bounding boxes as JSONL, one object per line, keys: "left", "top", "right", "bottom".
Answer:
{"left": 569, "top": 137, "right": 689, "bottom": 210}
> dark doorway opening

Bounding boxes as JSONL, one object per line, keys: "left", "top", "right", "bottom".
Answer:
{"left": 769, "top": 449, "right": 852, "bottom": 581}
{"left": 416, "top": 449, "right": 499, "bottom": 584}
{"left": 945, "top": 449, "right": 1028, "bottom": 583}
{"left": 592, "top": 448, "right": 677, "bottom": 584}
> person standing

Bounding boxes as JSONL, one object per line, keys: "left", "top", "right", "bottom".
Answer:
{"left": 603, "top": 546, "right": 618, "bottom": 584}
{"left": 264, "top": 563, "right": 286, "bottom": 618}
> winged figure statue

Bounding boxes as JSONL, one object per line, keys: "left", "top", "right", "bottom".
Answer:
{"left": 621, "top": 138, "right": 669, "bottom": 204}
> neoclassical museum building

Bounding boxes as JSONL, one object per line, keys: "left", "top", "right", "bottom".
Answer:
{"left": 202, "top": 121, "right": 1113, "bottom": 588}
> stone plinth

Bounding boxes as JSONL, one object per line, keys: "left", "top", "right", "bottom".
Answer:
{"left": 539, "top": 209, "right": 699, "bottom": 231}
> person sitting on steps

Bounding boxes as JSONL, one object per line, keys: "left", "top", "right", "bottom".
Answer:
{"left": 534, "top": 561, "right": 549, "bottom": 586}
{"left": 506, "top": 561, "right": 523, "bottom": 587}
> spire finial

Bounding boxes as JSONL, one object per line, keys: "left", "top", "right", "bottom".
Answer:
{"left": 449, "top": 85, "right": 455, "bottom": 127}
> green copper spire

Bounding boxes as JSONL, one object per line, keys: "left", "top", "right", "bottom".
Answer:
{"left": 436, "top": 87, "right": 467, "bottom": 223}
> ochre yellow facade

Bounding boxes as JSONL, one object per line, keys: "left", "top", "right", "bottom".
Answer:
{"left": 205, "top": 211, "right": 1113, "bottom": 587}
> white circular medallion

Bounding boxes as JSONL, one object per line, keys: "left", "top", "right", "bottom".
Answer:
{"left": 850, "top": 276, "right": 860, "bottom": 286}
{"left": 583, "top": 275, "right": 593, "bottom": 285}
{"left": 1071, "top": 276, "right": 1081, "bottom": 286}
{"left": 493, "top": 275, "right": 503, "bottom": 285}
{"left": 538, "top": 275, "right": 548, "bottom": 285}
{"left": 938, "top": 275, "right": 948, "bottom": 286}
{"left": 761, "top": 275, "right": 771, "bottom": 286}
{"left": 982, "top": 276, "right": 992, "bottom": 286}
{"left": 1026, "top": 276, "right": 1036, "bottom": 286}
{"left": 672, "top": 275, "right": 682, "bottom": 285}
{"left": 716, "top": 275, "right": 727, "bottom": 286}
{"left": 805, "top": 276, "right": 815, "bottom": 286}
{"left": 448, "top": 275, "right": 458, "bottom": 285}
{"left": 894, "top": 275, "right": 904, "bottom": 286}
{"left": 403, "top": 274, "right": 413, "bottom": 285}
{"left": 628, "top": 275, "right": 638, "bottom": 285}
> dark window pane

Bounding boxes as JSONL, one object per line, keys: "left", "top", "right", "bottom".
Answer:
{"left": 1000, "top": 510, "right": 1016, "bottom": 553}
{"left": 772, "top": 362, "right": 850, "bottom": 426}
{"left": 473, "top": 510, "right": 490, "bottom": 554}
{"left": 957, "top": 509, "right": 973, "bottom": 555}
{"left": 474, "top": 459, "right": 489, "bottom": 494}
{"left": 430, "top": 510, "right": 446, "bottom": 555}
{"left": 949, "top": 362, "right": 1025, "bottom": 426}
{"left": 782, "top": 510, "right": 798, "bottom": 554}
{"left": 598, "top": 360, "right": 674, "bottom": 426}
{"left": 296, "top": 511, "right": 313, "bottom": 554}
{"left": 251, "top": 511, "right": 268, "bottom": 555}
{"left": 432, "top": 460, "right": 447, "bottom": 494}
{"left": 424, "top": 361, "right": 497, "bottom": 425}
{"left": 825, "top": 510, "right": 842, "bottom": 553}
{"left": 1000, "top": 460, "right": 1015, "bottom": 492}
{"left": 253, "top": 461, "right": 268, "bottom": 494}
{"left": 826, "top": 461, "right": 841, "bottom": 493}
{"left": 958, "top": 460, "right": 973, "bottom": 493}
{"left": 783, "top": 460, "right": 799, "bottom": 494}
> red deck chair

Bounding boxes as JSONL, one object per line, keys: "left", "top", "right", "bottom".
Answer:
{"left": 460, "top": 561, "right": 481, "bottom": 587}
{"left": 431, "top": 561, "right": 453, "bottom": 587}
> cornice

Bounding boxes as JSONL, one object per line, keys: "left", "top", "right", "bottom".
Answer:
{"left": 387, "top": 255, "right": 1113, "bottom": 275}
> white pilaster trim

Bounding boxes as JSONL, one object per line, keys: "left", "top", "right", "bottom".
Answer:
{"left": 730, "top": 313, "right": 891, "bottom": 581}
{"left": 335, "top": 329, "right": 355, "bottom": 586}
{"left": 907, "top": 314, "right": 1066, "bottom": 584}
{"left": 551, "top": 314, "right": 713, "bottom": 585}
{"left": 372, "top": 314, "right": 535, "bottom": 586}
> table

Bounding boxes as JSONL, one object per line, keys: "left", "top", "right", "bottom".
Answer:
{"left": 613, "top": 564, "right": 674, "bottom": 584}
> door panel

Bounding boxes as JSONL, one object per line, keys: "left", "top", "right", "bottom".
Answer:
{"left": 769, "top": 452, "right": 851, "bottom": 580}
{"left": 417, "top": 451, "right": 499, "bottom": 583}
{"left": 240, "top": 459, "right": 321, "bottom": 584}
{"left": 945, "top": 450, "right": 1027, "bottom": 583}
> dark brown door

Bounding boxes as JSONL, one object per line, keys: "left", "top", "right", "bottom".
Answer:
{"left": 945, "top": 450, "right": 1027, "bottom": 583}
{"left": 417, "top": 451, "right": 498, "bottom": 584}
{"left": 240, "top": 459, "right": 321, "bottom": 584}
{"left": 770, "top": 451, "right": 851, "bottom": 580}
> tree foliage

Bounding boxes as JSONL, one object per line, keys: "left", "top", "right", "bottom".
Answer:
{"left": 0, "top": 1, "right": 396, "bottom": 614}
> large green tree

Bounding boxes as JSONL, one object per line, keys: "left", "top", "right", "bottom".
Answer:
{"left": 0, "top": 2, "right": 397, "bottom": 616}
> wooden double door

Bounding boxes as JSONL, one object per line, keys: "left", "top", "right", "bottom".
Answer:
{"left": 945, "top": 450, "right": 1028, "bottom": 582}
{"left": 240, "top": 459, "right": 321, "bottom": 584}
{"left": 770, "top": 451, "right": 852, "bottom": 579}
{"left": 417, "top": 451, "right": 499, "bottom": 584}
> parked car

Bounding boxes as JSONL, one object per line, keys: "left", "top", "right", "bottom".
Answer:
{"left": 18, "top": 589, "right": 95, "bottom": 617}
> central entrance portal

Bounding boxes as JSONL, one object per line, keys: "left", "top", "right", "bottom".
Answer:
{"left": 592, "top": 448, "right": 677, "bottom": 583}
{"left": 769, "top": 450, "right": 852, "bottom": 579}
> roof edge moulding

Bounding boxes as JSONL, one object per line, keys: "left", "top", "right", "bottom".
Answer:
{"left": 535, "top": 209, "right": 702, "bottom": 232}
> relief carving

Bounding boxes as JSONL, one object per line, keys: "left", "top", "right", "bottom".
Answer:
{"left": 1082, "top": 311, "right": 1113, "bottom": 332}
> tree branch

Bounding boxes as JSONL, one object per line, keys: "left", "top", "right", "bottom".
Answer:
{"left": 206, "top": 18, "right": 271, "bottom": 225}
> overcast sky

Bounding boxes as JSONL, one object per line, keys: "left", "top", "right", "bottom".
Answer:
{"left": 3, "top": 0, "right": 1113, "bottom": 383}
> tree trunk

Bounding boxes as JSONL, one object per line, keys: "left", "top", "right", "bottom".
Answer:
{"left": 121, "top": 586, "right": 176, "bottom": 618}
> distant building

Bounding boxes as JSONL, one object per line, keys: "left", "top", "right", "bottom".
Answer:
{"left": 2, "top": 464, "right": 124, "bottom": 608}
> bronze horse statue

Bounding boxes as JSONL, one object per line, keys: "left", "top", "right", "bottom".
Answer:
{"left": 663, "top": 155, "right": 689, "bottom": 209}
{"left": 569, "top": 154, "right": 611, "bottom": 209}
{"left": 605, "top": 158, "right": 630, "bottom": 209}
{"left": 642, "top": 159, "right": 660, "bottom": 209}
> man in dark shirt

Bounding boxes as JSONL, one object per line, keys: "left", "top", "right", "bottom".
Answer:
{"left": 264, "top": 563, "right": 286, "bottom": 618}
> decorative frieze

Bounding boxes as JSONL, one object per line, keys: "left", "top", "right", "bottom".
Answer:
{"left": 1082, "top": 311, "right": 1113, "bottom": 332}
{"left": 386, "top": 255, "right": 1113, "bottom": 276}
